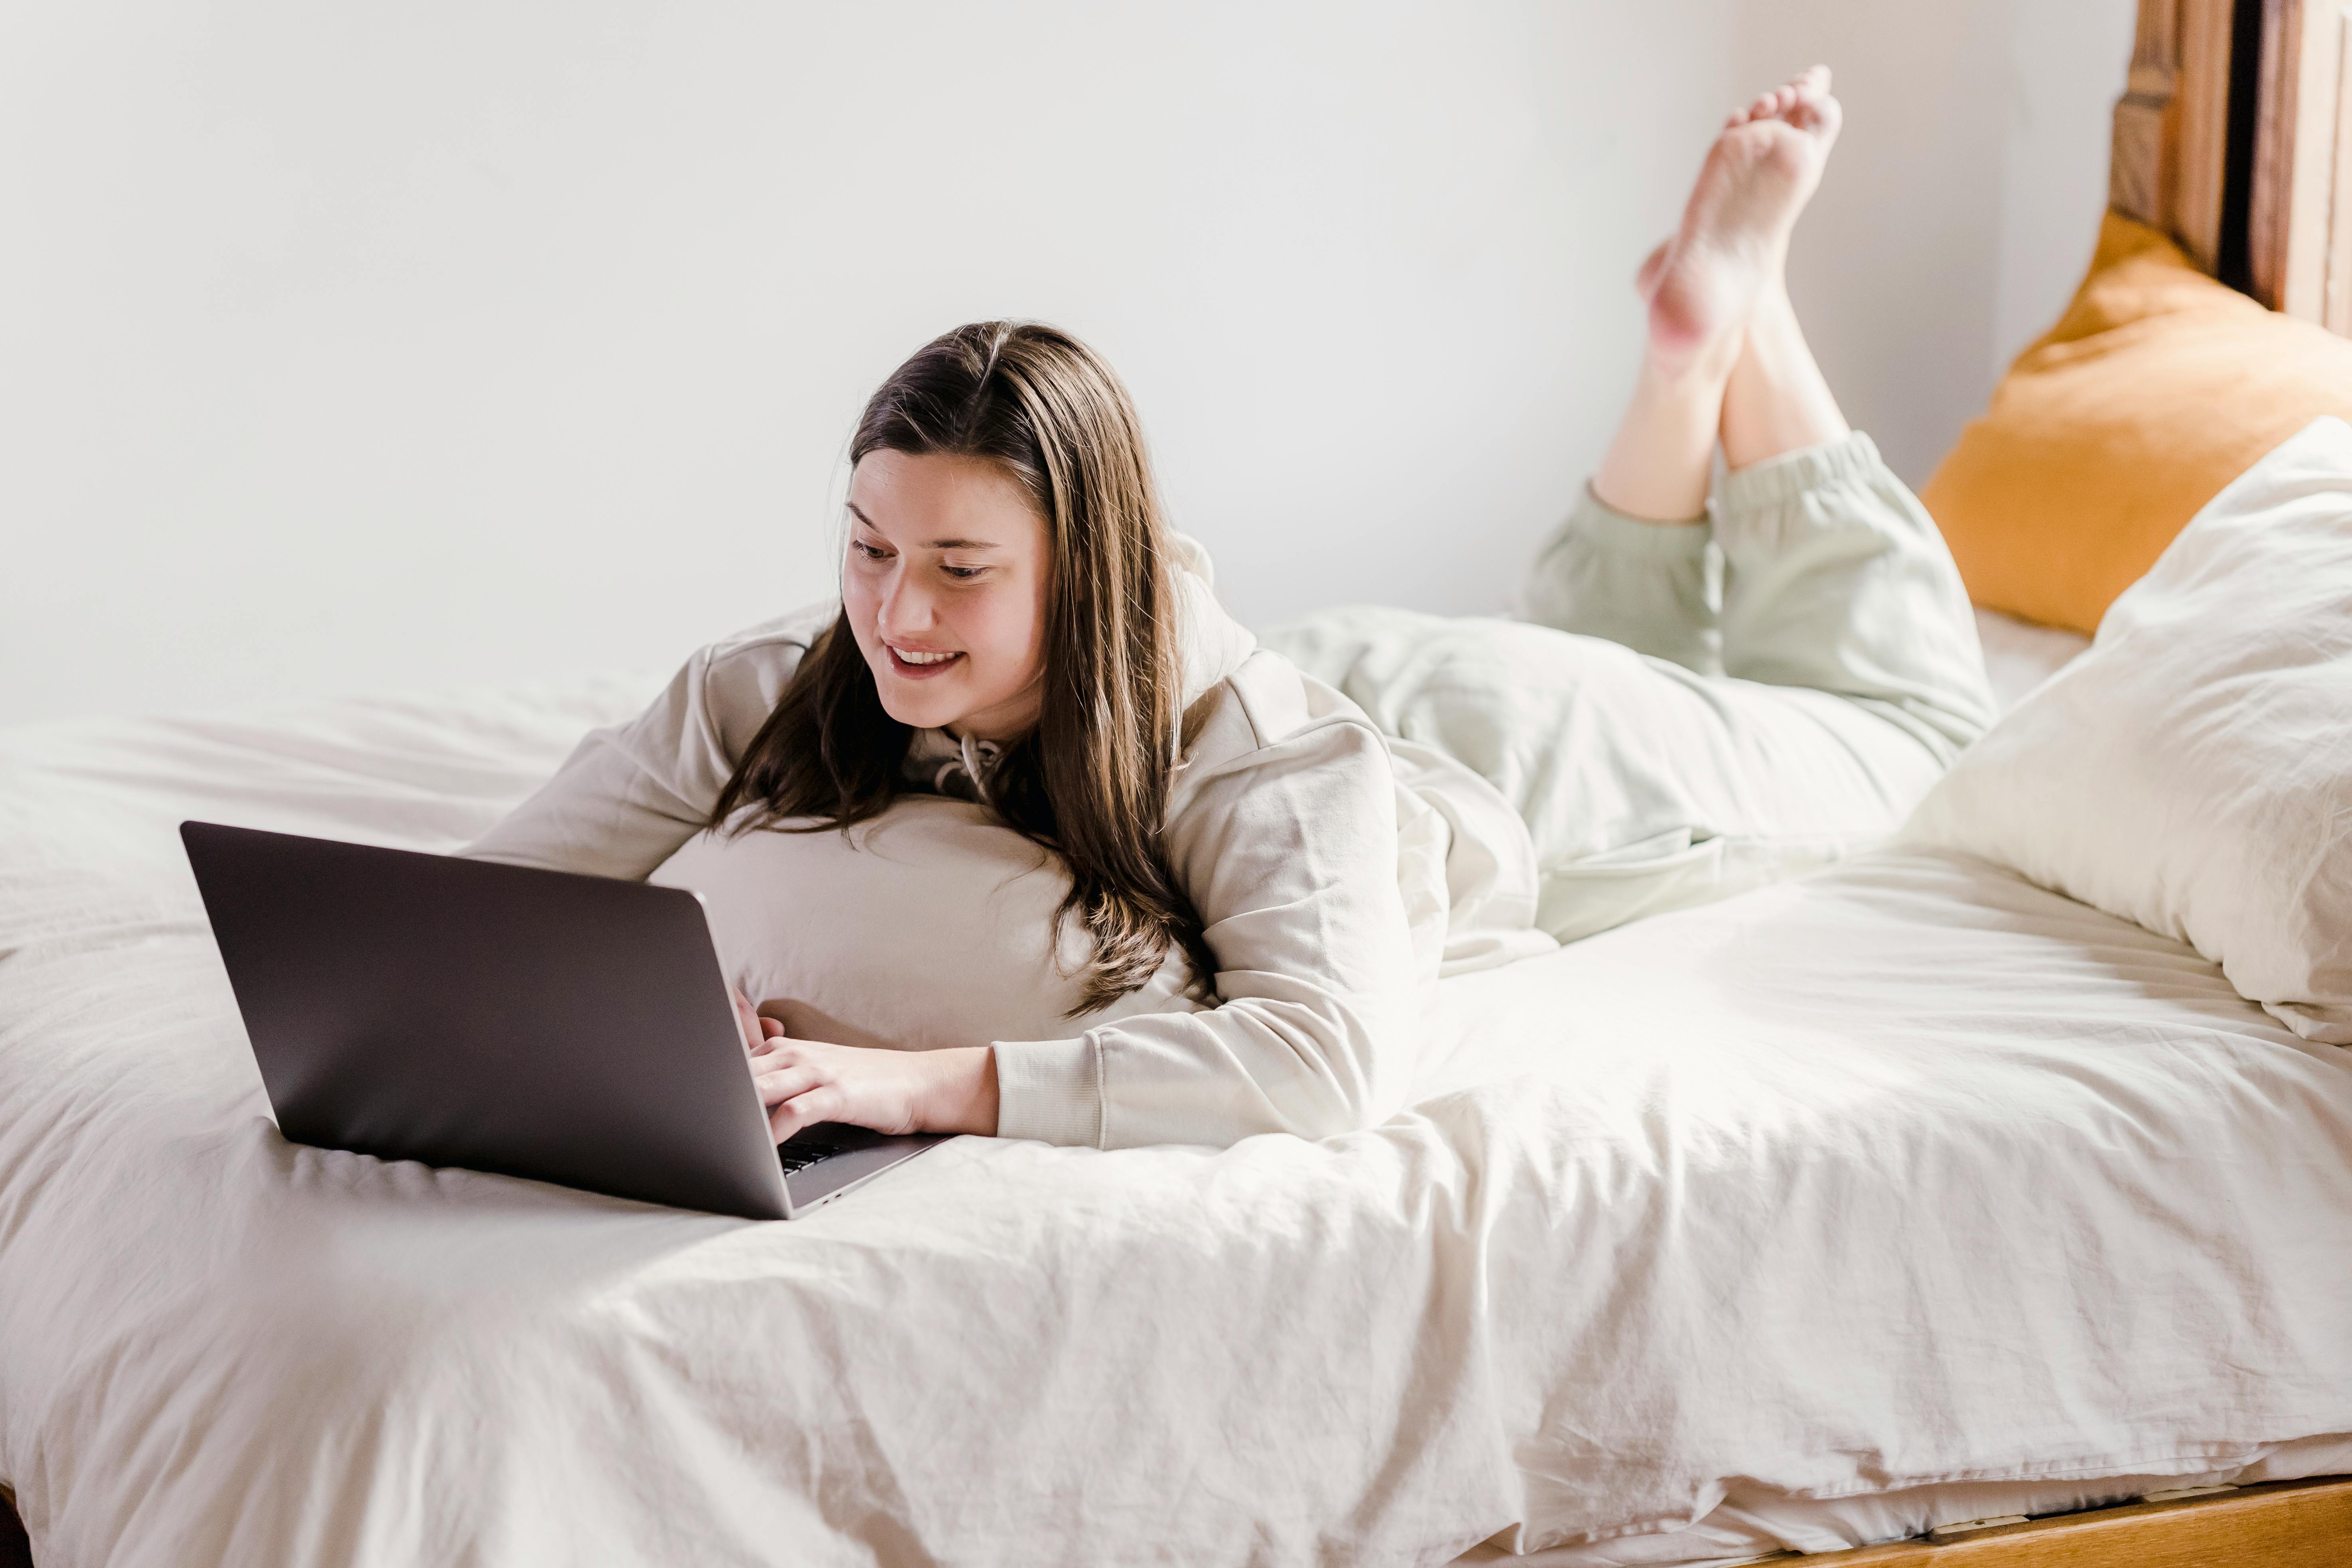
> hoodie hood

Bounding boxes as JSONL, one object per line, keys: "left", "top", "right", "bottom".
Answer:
{"left": 1166, "top": 531, "right": 1257, "bottom": 712}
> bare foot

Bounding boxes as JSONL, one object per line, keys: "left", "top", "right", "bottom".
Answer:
{"left": 1644, "top": 66, "right": 1841, "bottom": 372}
{"left": 1635, "top": 239, "right": 1670, "bottom": 302}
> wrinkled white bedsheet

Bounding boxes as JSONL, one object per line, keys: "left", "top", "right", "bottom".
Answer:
{"left": 3, "top": 680, "right": 2350, "bottom": 1568}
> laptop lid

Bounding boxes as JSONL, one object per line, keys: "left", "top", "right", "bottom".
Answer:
{"left": 182, "top": 820, "right": 793, "bottom": 1221}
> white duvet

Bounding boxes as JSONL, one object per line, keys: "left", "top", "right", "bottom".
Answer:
{"left": 4, "top": 679, "right": 2350, "bottom": 1568}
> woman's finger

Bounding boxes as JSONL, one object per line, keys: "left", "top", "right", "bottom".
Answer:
{"left": 729, "top": 987, "right": 764, "bottom": 1051}
{"left": 751, "top": 1061, "right": 823, "bottom": 1109}
{"left": 769, "top": 1083, "right": 847, "bottom": 1143}
{"left": 760, "top": 1016, "right": 788, "bottom": 1039}
{"left": 748, "top": 1033, "right": 813, "bottom": 1066}
{"left": 750, "top": 1032, "right": 837, "bottom": 1066}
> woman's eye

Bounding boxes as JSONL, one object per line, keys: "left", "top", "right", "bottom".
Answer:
{"left": 851, "top": 540, "right": 889, "bottom": 561}
{"left": 941, "top": 565, "right": 986, "bottom": 581}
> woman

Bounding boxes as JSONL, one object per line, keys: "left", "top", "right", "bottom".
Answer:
{"left": 467, "top": 68, "right": 1992, "bottom": 1152}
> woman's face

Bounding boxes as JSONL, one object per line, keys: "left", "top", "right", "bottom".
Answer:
{"left": 841, "top": 450, "right": 1051, "bottom": 741}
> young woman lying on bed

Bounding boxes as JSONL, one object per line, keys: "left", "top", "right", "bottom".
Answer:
{"left": 467, "top": 67, "right": 1993, "bottom": 1151}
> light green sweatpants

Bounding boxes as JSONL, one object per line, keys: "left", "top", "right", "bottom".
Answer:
{"left": 1266, "top": 432, "right": 1997, "bottom": 943}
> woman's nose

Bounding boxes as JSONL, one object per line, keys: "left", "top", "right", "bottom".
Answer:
{"left": 876, "top": 567, "right": 937, "bottom": 634}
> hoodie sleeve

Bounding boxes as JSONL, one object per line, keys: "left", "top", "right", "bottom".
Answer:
{"left": 460, "top": 611, "right": 824, "bottom": 878}
{"left": 992, "top": 659, "right": 1444, "bottom": 1149}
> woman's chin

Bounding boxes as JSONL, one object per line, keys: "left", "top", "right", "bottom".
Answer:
{"left": 873, "top": 682, "right": 965, "bottom": 733}
{"left": 866, "top": 656, "right": 1039, "bottom": 740}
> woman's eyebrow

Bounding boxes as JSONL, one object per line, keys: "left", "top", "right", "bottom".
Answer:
{"left": 843, "top": 502, "right": 1000, "bottom": 552}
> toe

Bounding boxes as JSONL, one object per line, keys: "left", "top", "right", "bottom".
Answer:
{"left": 1778, "top": 66, "right": 1839, "bottom": 135}
{"left": 1790, "top": 87, "right": 1842, "bottom": 139}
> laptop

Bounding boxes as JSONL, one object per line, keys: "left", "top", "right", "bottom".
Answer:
{"left": 180, "top": 820, "right": 942, "bottom": 1221}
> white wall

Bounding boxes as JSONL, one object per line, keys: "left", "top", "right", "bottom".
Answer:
{"left": 1993, "top": 2, "right": 2144, "bottom": 376}
{"left": 1733, "top": 0, "right": 2135, "bottom": 483}
{"left": 3, "top": 1, "right": 2131, "bottom": 726}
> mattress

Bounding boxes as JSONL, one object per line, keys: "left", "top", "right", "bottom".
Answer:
{"left": 3, "top": 677, "right": 2349, "bottom": 1568}
{"left": 1972, "top": 605, "right": 2089, "bottom": 713}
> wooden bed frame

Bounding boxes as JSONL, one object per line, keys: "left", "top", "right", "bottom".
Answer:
{"left": 1778, "top": 1473, "right": 2352, "bottom": 1565}
{"left": 1, "top": 6, "right": 2345, "bottom": 1567}
{"left": 2112, "top": 0, "right": 2352, "bottom": 325}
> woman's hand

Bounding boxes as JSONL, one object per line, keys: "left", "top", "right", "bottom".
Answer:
{"left": 747, "top": 1023, "right": 1000, "bottom": 1142}
{"left": 729, "top": 988, "right": 770, "bottom": 1053}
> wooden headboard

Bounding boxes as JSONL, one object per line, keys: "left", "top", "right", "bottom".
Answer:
{"left": 2115, "top": 0, "right": 2352, "bottom": 329}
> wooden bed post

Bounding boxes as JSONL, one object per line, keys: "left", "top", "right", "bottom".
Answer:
{"left": 2249, "top": 0, "right": 2352, "bottom": 325}
{"left": 2113, "top": 0, "right": 2238, "bottom": 274}
{"left": 2110, "top": 0, "right": 2179, "bottom": 233}
{"left": 2114, "top": 0, "right": 2352, "bottom": 331}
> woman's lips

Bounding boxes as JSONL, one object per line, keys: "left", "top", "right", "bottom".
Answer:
{"left": 885, "top": 645, "right": 965, "bottom": 679}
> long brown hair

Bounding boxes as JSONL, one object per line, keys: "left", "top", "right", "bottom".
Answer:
{"left": 711, "top": 321, "right": 1213, "bottom": 1013}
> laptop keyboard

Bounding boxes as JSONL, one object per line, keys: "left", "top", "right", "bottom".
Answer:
{"left": 777, "top": 1127, "right": 864, "bottom": 1174}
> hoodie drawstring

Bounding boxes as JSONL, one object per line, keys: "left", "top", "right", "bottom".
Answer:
{"left": 928, "top": 731, "right": 1001, "bottom": 805}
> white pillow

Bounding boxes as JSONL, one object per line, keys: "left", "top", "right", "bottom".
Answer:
{"left": 1904, "top": 415, "right": 2352, "bottom": 1043}
{"left": 649, "top": 794, "right": 1198, "bottom": 1051}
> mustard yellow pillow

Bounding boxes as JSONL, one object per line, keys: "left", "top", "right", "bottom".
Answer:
{"left": 1922, "top": 212, "right": 2352, "bottom": 635}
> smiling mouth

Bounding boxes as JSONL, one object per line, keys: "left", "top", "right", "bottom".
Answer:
{"left": 886, "top": 645, "right": 965, "bottom": 678}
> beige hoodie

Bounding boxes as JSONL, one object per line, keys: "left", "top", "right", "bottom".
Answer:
{"left": 463, "top": 536, "right": 1551, "bottom": 1148}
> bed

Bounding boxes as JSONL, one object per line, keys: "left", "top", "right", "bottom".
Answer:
{"left": 0, "top": 613, "right": 2348, "bottom": 1568}
{"left": 9, "top": 2, "right": 2352, "bottom": 1563}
